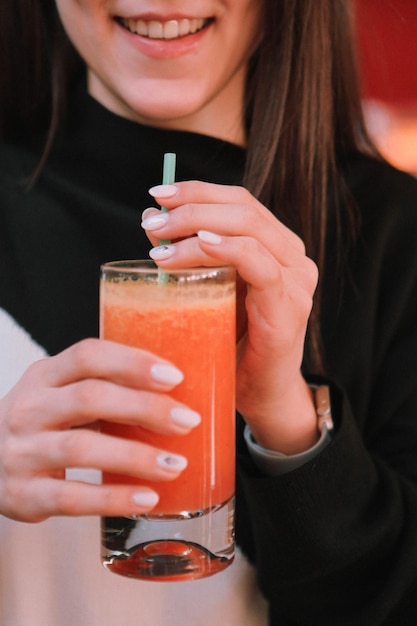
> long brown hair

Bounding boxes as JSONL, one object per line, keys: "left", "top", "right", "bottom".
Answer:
{"left": 244, "top": 1, "right": 377, "bottom": 367}
{"left": 0, "top": 0, "right": 376, "bottom": 371}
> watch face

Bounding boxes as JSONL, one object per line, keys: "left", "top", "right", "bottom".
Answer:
{"left": 313, "top": 385, "right": 333, "bottom": 434}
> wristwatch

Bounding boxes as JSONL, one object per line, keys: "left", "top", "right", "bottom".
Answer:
{"left": 244, "top": 384, "right": 334, "bottom": 476}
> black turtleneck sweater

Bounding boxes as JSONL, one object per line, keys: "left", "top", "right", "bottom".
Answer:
{"left": 2, "top": 89, "right": 417, "bottom": 625}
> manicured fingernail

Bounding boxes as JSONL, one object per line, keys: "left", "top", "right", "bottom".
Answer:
{"left": 149, "top": 244, "right": 175, "bottom": 260}
{"left": 198, "top": 230, "right": 222, "bottom": 244}
{"left": 141, "top": 207, "right": 159, "bottom": 220}
{"left": 141, "top": 212, "right": 169, "bottom": 230}
{"left": 132, "top": 490, "right": 159, "bottom": 508}
{"left": 148, "top": 184, "right": 178, "bottom": 198}
{"left": 157, "top": 453, "right": 188, "bottom": 472}
{"left": 151, "top": 364, "right": 184, "bottom": 385}
{"left": 170, "top": 407, "right": 201, "bottom": 429}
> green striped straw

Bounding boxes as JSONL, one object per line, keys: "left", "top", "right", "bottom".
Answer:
{"left": 158, "top": 152, "right": 176, "bottom": 284}
{"left": 159, "top": 152, "right": 176, "bottom": 246}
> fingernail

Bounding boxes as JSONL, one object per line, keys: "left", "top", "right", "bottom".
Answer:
{"left": 141, "top": 207, "right": 159, "bottom": 220}
{"left": 157, "top": 453, "right": 188, "bottom": 472}
{"left": 148, "top": 184, "right": 178, "bottom": 198}
{"left": 141, "top": 212, "right": 169, "bottom": 230}
{"left": 198, "top": 230, "right": 222, "bottom": 244}
{"left": 149, "top": 245, "right": 175, "bottom": 260}
{"left": 151, "top": 363, "right": 184, "bottom": 386}
{"left": 171, "top": 407, "right": 201, "bottom": 429}
{"left": 132, "top": 490, "right": 159, "bottom": 508}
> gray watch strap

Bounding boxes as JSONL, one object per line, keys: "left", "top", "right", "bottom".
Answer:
{"left": 243, "top": 385, "right": 334, "bottom": 476}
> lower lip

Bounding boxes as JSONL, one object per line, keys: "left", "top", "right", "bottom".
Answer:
{"left": 116, "top": 20, "right": 210, "bottom": 59}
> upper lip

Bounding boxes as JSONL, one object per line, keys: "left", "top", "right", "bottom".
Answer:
{"left": 114, "top": 10, "right": 212, "bottom": 21}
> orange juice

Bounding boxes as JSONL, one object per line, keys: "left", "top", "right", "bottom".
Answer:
{"left": 100, "top": 267, "right": 236, "bottom": 514}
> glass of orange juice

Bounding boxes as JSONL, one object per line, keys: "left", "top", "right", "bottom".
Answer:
{"left": 99, "top": 260, "right": 236, "bottom": 581}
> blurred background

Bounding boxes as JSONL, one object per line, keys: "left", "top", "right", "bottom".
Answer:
{"left": 354, "top": 0, "right": 417, "bottom": 176}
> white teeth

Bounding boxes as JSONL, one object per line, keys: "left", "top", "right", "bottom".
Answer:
{"left": 148, "top": 20, "right": 163, "bottom": 39}
{"left": 136, "top": 20, "right": 147, "bottom": 36}
{"left": 178, "top": 19, "right": 190, "bottom": 37}
{"left": 120, "top": 17, "right": 207, "bottom": 40}
{"left": 189, "top": 19, "right": 198, "bottom": 34}
{"left": 164, "top": 20, "right": 180, "bottom": 39}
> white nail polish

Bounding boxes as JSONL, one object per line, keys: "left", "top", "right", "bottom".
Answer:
{"left": 141, "top": 213, "right": 169, "bottom": 230}
{"left": 132, "top": 490, "right": 159, "bottom": 508}
{"left": 198, "top": 230, "right": 222, "bottom": 244}
{"left": 171, "top": 407, "right": 201, "bottom": 429}
{"left": 141, "top": 207, "right": 159, "bottom": 220}
{"left": 148, "top": 184, "right": 178, "bottom": 198}
{"left": 157, "top": 453, "right": 188, "bottom": 472}
{"left": 149, "top": 245, "right": 175, "bottom": 260}
{"left": 151, "top": 364, "right": 184, "bottom": 385}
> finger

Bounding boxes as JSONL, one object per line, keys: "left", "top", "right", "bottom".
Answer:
{"left": 31, "top": 338, "right": 184, "bottom": 390}
{"left": 8, "top": 478, "right": 161, "bottom": 521}
{"left": 146, "top": 181, "right": 304, "bottom": 261}
{"left": 30, "top": 380, "right": 201, "bottom": 431}
{"left": 149, "top": 231, "right": 317, "bottom": 296}
{"left": 148, "top": 180, "right": 260, "bottom": 210}
{"left": 18, "top": 429, "right": 188, "bottom": 481}
{"left": 148, "top": 180, "right": 298, "bottom": 240}
{"left": 196, "top": 231, "right": 318, "bottom": 299}
{"left": 148, "top": 232, "right": 281, "bottom": 286}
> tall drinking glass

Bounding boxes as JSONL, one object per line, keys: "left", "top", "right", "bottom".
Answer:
{"left": 99, "top": 261, "right": 236, "bottom": 581}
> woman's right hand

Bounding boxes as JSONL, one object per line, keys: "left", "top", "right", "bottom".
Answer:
{"left": 0, "top": 338, "right": 200, "bottom": 523}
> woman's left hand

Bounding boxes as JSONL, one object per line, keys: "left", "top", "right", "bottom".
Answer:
{"left": 142, "top": 181, "right": 319, "bottom": 454}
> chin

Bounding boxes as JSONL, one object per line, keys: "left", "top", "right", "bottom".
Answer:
{"left": 90, "top": 76, "right": 207, "bottom": 130}
{"left": 122, "top": 97, "right": 204, "bottom": 129}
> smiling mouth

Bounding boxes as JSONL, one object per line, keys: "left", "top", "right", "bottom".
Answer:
{"left": 116, "top": 17, "right": 213, "bottom": 40}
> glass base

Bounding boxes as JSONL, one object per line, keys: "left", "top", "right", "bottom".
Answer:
{"left": 101, "top": 496, "right": 235, "bottom": 581}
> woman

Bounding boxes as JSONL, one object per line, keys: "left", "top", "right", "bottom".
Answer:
{"left": 1, "top": 1, "right": 417, "bottom": 624}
